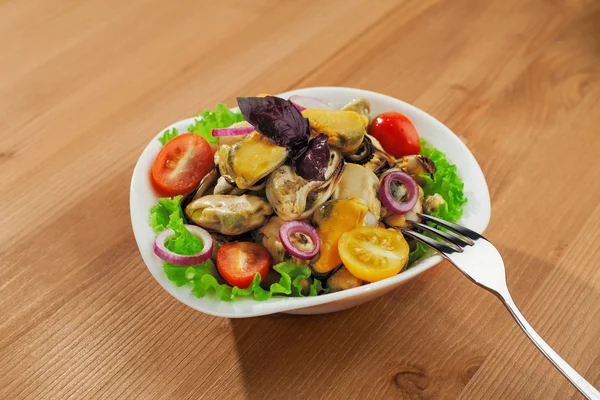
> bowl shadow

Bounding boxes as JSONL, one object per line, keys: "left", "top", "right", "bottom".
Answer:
{"left": 226, "top": 242, "right": 570, "bottom": 399}
{"left": 228, "top": 263, "right": 451, "bottom": 399}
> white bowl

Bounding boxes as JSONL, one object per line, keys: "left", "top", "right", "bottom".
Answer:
{"left": 130, "top": 87, "right": 490, "bottom": 318}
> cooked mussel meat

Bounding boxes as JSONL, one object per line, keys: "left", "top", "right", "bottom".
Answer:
{"left": 185, "top": 194, "right": 273, "bottom": 235}
{"left": 364, "top": 134, "right": 395, "bottom": 175}
{"left": 218, "top": 132, "right": 288, "bottom": 189}
{"left": 395, "top": 155, "right": 436, "bottom": 180}
{"left": 301, "top": 109, "right": 368, "bottom": 153}
{"left": 424, "top": 193, "right": 446, "bottom": 214}
{"left": 341, "top": 97, "right": 371, "bottom": 119}
{"left": 255, "top": 215, "right": 286, "bottom": 263}
{"left": 181, "top": 169, "right": 219, "bottom": 224}
{"left": 326, "top": 266, "right": 363, "bottom": 292}
{"left": 265, "top": 150, "right": 345, "bottom": 221}
{"left": 332, "top": 163, "right": 381, "bottom": 221}
{"left": 310, "top": 199, "right": 368, "bottom": 276}
{"left": 343, "top": 135, "right": 374, "bottom": 165}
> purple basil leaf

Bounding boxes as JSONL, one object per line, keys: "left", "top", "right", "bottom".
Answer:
{"left": 294, "top": 134, "right": 330, "bottom": 181}
{"left": 237, "top": 96, "right": 309, "bottom": 149}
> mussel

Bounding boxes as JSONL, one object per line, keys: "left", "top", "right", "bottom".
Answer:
{"left": 341, "top": 97, "right": 371, "bottom": 119}
{"left": 255, "top": 215, "right": 287, "bottom": 264}
{"left": 343, "top": 136, "right": 374, "bottom": 165}
{"left": 326, "top": 266, "right": 363, "bottom": 292}
{"left": 265, "top": 150, "right": 345, "bottom": 221}
{"left": 185, "top": 194, "right": 273, "bottom": 235}
{"left": 181, "top": 169, "right": 220, "bottom": 224}
{"left": 301, "top": 109, "right": 368, "bottom": 153}
{"left": 213, "top": 176, "right": 247, "bottom": 196}
{"left": 218, "top": 132, "right": 288, "bottom": 189}
{"left": 310, "top": 199, "right": 368, "bottom": 276}
{"left": 424, "top": 193, "right": 446, "bottom": 214}
{"left": 394, "top": 155, "right": 436, "bottom": 181}
{"left": 363, "top": 135, "right": 396, "bottom": 175}
{"left": 332, "top": 163, "right": 381, "bottom": 221}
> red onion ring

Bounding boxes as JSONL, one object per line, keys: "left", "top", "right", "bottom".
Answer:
{"left": 380, "top": 171, "right": 419, "bottom": 215}
{"left": 153, "top": 224, "right": 213, "bottom": 266}
{"left": 279, "top": 221, "right": 321, "bottom": 260}
{"left": 289, "top": 95, "right": 332, "bottom": 111}
{"left": 212, "top": 125, "right": 255, "bottom": 137}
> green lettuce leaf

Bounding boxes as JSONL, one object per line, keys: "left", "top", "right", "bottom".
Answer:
{"left": 188, "top": 103, "right": 245, "bottom": 144}
{"left": 156, "top": 104, "right": 244, "bottom": 146}
{"left": 150, "top": 198, "right": 326, "bottom": 301}
{"left": 149, "top": 195, "right": 183, "bottom": 233}
{"left": 158, "top": 127, "right": 178, "bottom": 146}
{"left": 164, "top": 260, "right": 326, "bottom": 302}
{"left": 408, "top": 241, "right": 430, "bottom": 267}
{"left": 419, "top": 139, "right": 468, "bottom": 222}
{"left": 149, "top": 195, "right": 203, "bottom": 255}
{"left": 308, "top": 278, "right": 327, "bottom": 297}
{"left": 407, "top": 139, "right": 468, "bottom": 267}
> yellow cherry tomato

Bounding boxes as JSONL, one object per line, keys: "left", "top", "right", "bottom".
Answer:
{"left": 338, "top": 227, "right": 409, "bottom": 282}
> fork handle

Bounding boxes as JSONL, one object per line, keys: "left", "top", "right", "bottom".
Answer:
{"left": 500, "top": 294, "right": 600, "bottom": 399}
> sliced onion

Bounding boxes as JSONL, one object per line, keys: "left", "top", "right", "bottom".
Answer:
{"left": 380, "top": 171, "right": 419, "bottom": 215}
{"left": 289, "top": 95, "right": 332, "bottom": 111}
{"left": 153, "top": 224, "right": 213, "bottom": 266}
{"left": 212, "top": 125, "right": 255, "bottom": 137}
{"left": 279, "top": 221, "right": 321, "bottom": 260}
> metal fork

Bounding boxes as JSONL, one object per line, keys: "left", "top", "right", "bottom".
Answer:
{"left": 402, "top": 213, "right": 600, "bottom": 400}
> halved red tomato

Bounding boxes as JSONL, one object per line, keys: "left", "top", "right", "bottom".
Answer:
{"left": 151, "top": 133, "right": 213, "bottom": 196}
{"left": 216, "top": 242, "right": 271, "bottom": 289}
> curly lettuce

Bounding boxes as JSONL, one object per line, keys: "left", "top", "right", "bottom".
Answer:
{"left": 150, "top": 196, "right": 326, "bottom": 301}
{"left": 407, "top": 139, "right": 467, "bottom": 267}
{"left": 156, "top": 103, "right": 244, "bottom": 146}
{"left": 164, "top": 259, "right": 326, "bottom": 302}
{"left": 188, "top": 103, "right": 245, "bottom": 144}
{"left": 419, "top": 139, "right": 467, "bottom": 221}
{"left": 150, "top": 196, "right": 183, "bottom": 233}
{"left": 158, "top": 127, "right": 178, "bottom": 146}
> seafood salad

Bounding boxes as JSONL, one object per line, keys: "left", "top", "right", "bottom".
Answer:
{"left": 148, "top": 94, "right": 467, "bottom": 301}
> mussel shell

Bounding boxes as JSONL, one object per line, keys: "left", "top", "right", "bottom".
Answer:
{"left": 363, "top": 135, "right": 395, "bottom": 175}
{"left": 341, "top": 97, "right": 371, "bottom": 119}
{"left": 343, "top": 135, "right": 374, "bottom": 165}
{"left": 247, "top": 177, "right": 266, "bottom": 191}
{"left": 325, "top": 266, "right": 363, "bottom": 292}
{"left": 210, "top": 233, "right": 233, "bottom": 261}
{"left": 332, "top": 163, "right": 381, "bottom": 220}
{"left": 217, "top": 132, "right": 288, "bottom": 189}
{"left": 310, "top": 263, "right": 343, "bottom": 279}
{"left": 214, "top": 176, "right": 246, "bottom": 196}
{"left": 181, "top": 169, "right": 219, "bottom": 225}
{"left": 265, "top": 150, "right": 345, "bottom": 221}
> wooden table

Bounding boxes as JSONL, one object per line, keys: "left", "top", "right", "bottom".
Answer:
{"left": 2, "top": 0, "right": 599, "bottom": 398}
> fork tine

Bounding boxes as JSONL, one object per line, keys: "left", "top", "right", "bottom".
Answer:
{"left": 417, "top": 213, "right": 482, "bottom": 241}
{"left": 410, "top": 221, "right": 474, "bottom": 247}
{"left": 401, "top": 228, "right": 462, "bottom": 255}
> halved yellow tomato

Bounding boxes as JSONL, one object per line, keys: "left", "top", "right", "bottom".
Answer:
{"left": 338, "top": 227, "right": 409, "bottom": 282}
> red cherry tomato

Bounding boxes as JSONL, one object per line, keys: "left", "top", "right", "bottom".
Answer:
{"left": 369, "top": 112, "right": 421, "bottom": 157}
{"left": 216, "top": 242, "right": 271, "bottom": 289}
{"left": 151, "top": 133, "right": 213, "bottom": 196}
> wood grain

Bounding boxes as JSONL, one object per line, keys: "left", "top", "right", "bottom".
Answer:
{"left": 1, "top": 0, "right": 599, "bottom": 398}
